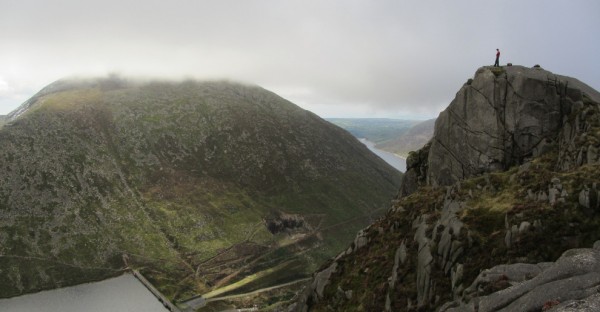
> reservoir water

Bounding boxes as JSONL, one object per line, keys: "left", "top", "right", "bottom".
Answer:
{"left": 0, "top": 274, "right": 170, "bottom": 312}
{"left": 359, "top": 138, "right": 406, "bottom": 172}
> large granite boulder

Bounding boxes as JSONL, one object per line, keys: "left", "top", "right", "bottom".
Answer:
{"left": 405, "top": 65, "right": 600, "bottom": 190}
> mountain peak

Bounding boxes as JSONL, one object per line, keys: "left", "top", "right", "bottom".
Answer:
{"left": 400, "top": 65, "right": 600, "bottom": 196}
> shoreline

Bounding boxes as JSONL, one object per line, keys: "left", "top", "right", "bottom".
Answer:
{"left": 358, "top": 138, "right": 406, "bottom": 172}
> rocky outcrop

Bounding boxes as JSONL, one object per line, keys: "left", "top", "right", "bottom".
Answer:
{"left": 399, "top": 142, "right": 430, "bottom": 197}
{"left": 441, "top": 243, "right": 600, "bottom": 312}
{"left": 578, "top": 183, "right": 600, "bottom": 213}
{"left": 294, "top": 65, "right": 600, "bottom": 312}
{"left": 264, "top": 213, "right": 307, "bottom": 234}
{"left": 292, "top": 186, "right": 469, "bottom": 311}
{"left": 403, "top": 65, "right": 600, "bottom": 192}
{"left": 557, "top": 90, "right": 600, "bottom": 170}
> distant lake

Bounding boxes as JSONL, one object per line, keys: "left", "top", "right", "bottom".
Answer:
{"left": 0, "top": 274, "right": 169, "bottom": 312}
{"left": 359, "top": 138, "right": 406, "bottom": 172}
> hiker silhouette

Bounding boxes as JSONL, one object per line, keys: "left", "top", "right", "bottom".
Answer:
{"left": 494, "top": 49, "right": 500, "bottom": 67}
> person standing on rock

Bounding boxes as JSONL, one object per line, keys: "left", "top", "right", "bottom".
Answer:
{"left": 494, "top": 48, "right": 500, "bottom": 67}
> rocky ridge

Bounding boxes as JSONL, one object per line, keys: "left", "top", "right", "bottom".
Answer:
{"left": 401, "top": 65, "right": 600, "bottom": 195}
{"left": 292, "top": 65, "right": 600, "bottom": 312}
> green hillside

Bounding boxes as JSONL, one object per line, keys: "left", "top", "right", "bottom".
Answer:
{"left": 0, "top": 77, "right": 401, "bottom": 303}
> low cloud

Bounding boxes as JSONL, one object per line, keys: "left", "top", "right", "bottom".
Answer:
{"left": 1, "top": 0, "right": 599, "bottom": 118}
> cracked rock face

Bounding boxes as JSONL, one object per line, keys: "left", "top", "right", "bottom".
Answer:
{"left": 408, "top": 65, "right": 600, "bottom": 189}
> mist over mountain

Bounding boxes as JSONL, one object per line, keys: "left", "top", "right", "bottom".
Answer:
{"left": 293, "top": 65, "right": 600, "bottom": 312}
{"left": 0, "top": 77, "right": 401, "bottom": 303}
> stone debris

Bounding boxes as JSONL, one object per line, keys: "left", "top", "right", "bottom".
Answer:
{"left": 441, "top": 243, "right": 600, "bottom": 312}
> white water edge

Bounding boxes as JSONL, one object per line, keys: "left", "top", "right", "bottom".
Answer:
{"left": 359, "top": 138, "right": 406, "bottom": 172}
{"left": 0, "top": 274, "right": 170, "bottom": 312}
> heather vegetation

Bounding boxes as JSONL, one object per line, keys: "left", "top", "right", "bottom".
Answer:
{"left": 0, "top": 78, "right": 401, "bottom": 305}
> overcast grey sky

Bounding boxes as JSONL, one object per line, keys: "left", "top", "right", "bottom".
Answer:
{"left": 1, "top": 0, "right": 599, "bottom": 118}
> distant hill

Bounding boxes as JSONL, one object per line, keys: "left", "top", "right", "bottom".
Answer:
{"left": 326, "top": 118, "right": 420, "bottom": 144}
{"left": 0, "top": 77, "right": 401, "bottom": 303}
{"left": 327, "top": 118, "right": 435, "bottom": 158}
{"left": 375, "top": 118, "right": 435, "bottom": 157}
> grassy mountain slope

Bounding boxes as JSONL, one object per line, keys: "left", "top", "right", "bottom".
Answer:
{"left": 0, "top": 77, "right": 401, "bottom": 302}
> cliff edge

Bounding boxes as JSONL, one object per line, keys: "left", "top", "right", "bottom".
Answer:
{"left": 401, "top": 65, "right": 600, "bottom": 196}
{"left": 293, "top": 65, "right": 600, "bottom": 312}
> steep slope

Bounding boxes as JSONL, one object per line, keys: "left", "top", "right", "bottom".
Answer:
{"left": 376, "top": 118, "right": 435, "bottom": 157}
{"left": 294, "top": 65, "right": 600, "bottom": 311}
{"left": 0, "top": 77, "right": 401, "bottom": 301}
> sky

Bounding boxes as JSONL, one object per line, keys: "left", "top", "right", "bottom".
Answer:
{"left": 1, "top": 0, "right": 599, "bottom": 119}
